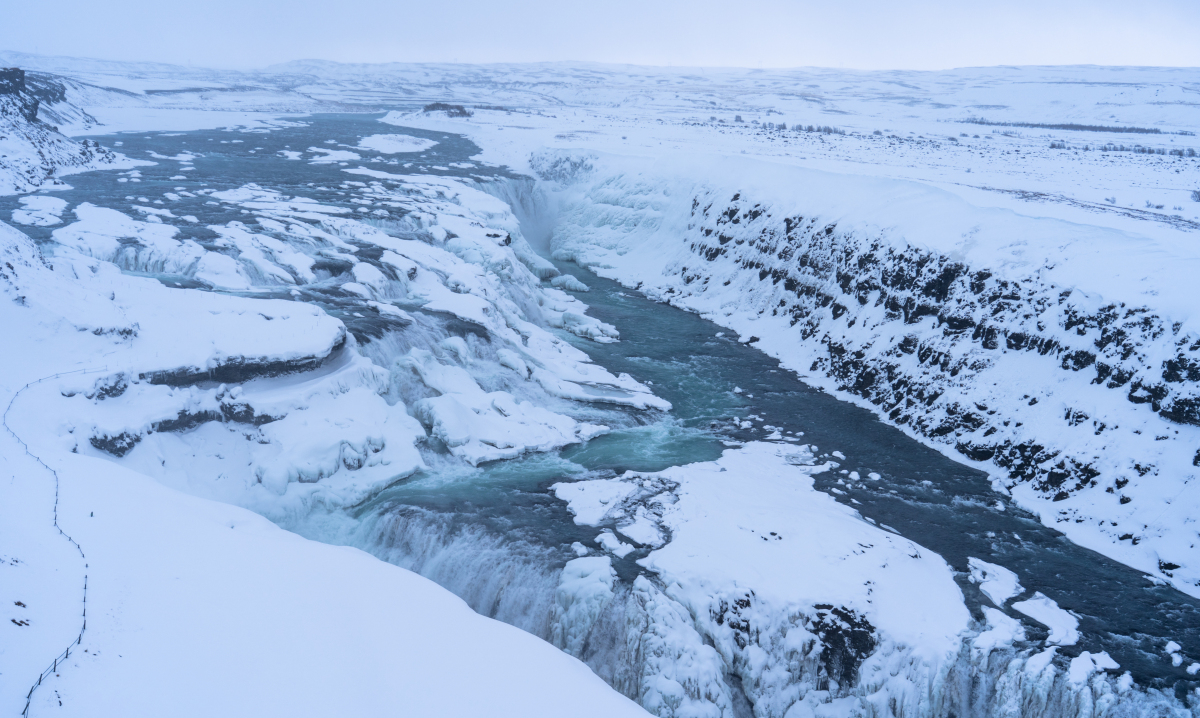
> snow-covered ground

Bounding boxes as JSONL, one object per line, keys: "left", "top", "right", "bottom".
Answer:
{"left": 5, "top": 53, "right": 1200, "bottom": 716}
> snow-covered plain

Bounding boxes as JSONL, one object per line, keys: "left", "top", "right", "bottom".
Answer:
{"left": 4, "top": 53, "right": 1200, "bottom": 717}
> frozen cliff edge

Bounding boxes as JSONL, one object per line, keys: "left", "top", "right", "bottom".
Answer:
{"left": 539, "top": 150, "right": 1200, "bottom": 598}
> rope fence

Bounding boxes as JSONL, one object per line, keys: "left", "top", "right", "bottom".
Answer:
{"left": 5, "top": 366, "right": 109, "bottom": 717}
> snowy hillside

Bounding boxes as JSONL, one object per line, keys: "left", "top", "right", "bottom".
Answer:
{"left": 0, "top": 67, "right": 128, "bottom": 193}
{"left": 4, "top": 54, "right": 1200, "bottom": 717}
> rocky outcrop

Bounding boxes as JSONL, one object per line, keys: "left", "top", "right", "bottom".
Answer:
{"left": 0, "top": 67, "right": 41, "bottom": 122}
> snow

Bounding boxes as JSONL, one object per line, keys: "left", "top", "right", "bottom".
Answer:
{"left": 0, "top": 214, "right": 650, "bottom": 716}
{"left": 0, "top": 72, "right": 135, "bottom": 194}
{"left": 551, "top": 273, "right": 590, "bottom": 292}
{"left": 406, "top": 348, "right": 608, "bottom": 465}
{"left": 1011, "top": 592, "right": 1081, "bottom": 646}
{"left": 307, "top": 146, "right": 360, "bottom": 164}
{"left": 542, "top": 443, "right": 1138, "bottom": 716}
{"left": 357, "top": 133, "right": 438, "bottom": 154}
{"left": 1068, "top": 651, "right": 1121, "bottom": 685}
{"left": 552, "top": 556, "right": 617, "bottom": 654}
{"left": 967, "top": 557, "right": 1025, "bottom": 606}
{"left": 11, "top": 195, "right": 67, "bottom": 226}
{"left": 554, "top": 442, "right": 972, "bottom": 661}
{"left": 594, "top": 529, "right": 635, "bottom": 558}
{"left": 9, "top": 452, "right": 649, "bottom": 718}
{"left": 972, "top": 607, "right": 1026, "bottom": 656}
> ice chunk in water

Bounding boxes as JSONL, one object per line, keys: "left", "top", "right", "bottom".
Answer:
{"left": 968, "top": 557, "right": 1024, "bottom": 606}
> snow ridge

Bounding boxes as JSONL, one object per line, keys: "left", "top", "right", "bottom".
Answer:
{"left": 15, "top": 169, "right": 664, "bottom": 523}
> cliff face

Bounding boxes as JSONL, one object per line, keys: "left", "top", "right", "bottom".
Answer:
{"left": 0, "top": 67, "right": 117, "bottom": 194}
{"left": 0, "top": 67, "right": 40, "bottom": 122}
{"left": 680, "top": 193, "right": 1200, "bottom": 486}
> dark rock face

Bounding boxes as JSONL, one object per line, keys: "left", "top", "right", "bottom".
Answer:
{"left": 0, "top": 67, "right": 39, "bottom": 122}
{"left": 89, "top": 431, "right": 141, "bottom": 457}
{"left": 0, "top": 67, "right": 26, "bottom": 94}
{"left": 811, "top": 605, "right": 876, "bottom": 691}
{"left": 82, "top": 340, "right": 343, "bottom": 458}
{"left": 88, "top": 401, "right": 282, "bottom": 458}
{"left": 140, "top": 334, "right": 346, "bottom": 386}
{"left": 658, "top": 192, "right": 1200, "bottom": 504}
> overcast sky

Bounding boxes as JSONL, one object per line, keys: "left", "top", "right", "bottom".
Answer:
{"left": 3, "top": 0, "right": 1198, "bottom": 71}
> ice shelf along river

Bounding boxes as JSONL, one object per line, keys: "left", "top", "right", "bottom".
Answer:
{"left": 5, "top": 112, "right": 1199, "bottom": 701}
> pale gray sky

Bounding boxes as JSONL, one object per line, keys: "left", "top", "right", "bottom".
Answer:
{"left": 3, "top": 0, "right": 1198, "bottom": 70}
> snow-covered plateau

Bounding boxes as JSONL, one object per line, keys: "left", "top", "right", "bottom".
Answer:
{"left": 3, "top": 53, "right": 1200, "bottom": 717}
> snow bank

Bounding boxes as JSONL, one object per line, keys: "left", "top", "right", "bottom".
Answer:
{"left": 19, "top": 172, "right": 669, "bottom": 515}
{"left": 967, "top": 557, "right": 1025, "bottom": 607}
{"left": 1012, "top": 593, "right": 1081, "bottom": 646}
{"left": 547, "top": 441, "right": 1189, "bottom": 717}
{"left": 555, "top": 442, "right": 970, "bottom": 653}
{"left": 11, "top": 195, "right": 67, "bottom": 226}
{"left": 405, "top": 348, "right": 607, "bottom": 465}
